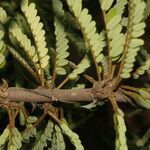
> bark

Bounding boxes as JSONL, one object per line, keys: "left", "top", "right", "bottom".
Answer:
{"left": 0, "top": 87, "right": 128, "bottom": 103}
{"left": 7, "top": 87, "right": 95, "bottom": 102}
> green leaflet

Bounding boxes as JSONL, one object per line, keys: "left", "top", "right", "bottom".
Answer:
{"left": 136, "top": 88, "right": 150, "bottom": 109}
{"left": 113, "top": 108, "right": 128, "bottom": 150}
{"left": 120, "top": 0, "right": 146, "bottom": 79}
{"left": 107, "top": 8, "right": 117, "bottom": 21}
{"left": 33, "top": 121, "right": 65, "bottom": 150}
{"left": 54, "top": 18, "right": 69, "bottom": 75}
{"left": 27, "top": 116, "right": 38, "bottom": 124}
{"left": 0, "top": 128, "right": 9, "bottom": 147}
{"left": 60, "top": 123, "right": 84, "bottom": 150}
{"left": 22, "top": 126, "right": 37, "bottom": 142}
{"left": 0, "top": 7, "right": 8, "bottom": 24}
{"left": 101, "top": 56, "right": 108, "bottom": 76}
{"left": 68, "top": 57, "right": 90, "bottom": 80}
{"left": 52, "top": 0, "right": 64, "bottom": 15}
{"left": 115, "top": 0, "right": 127, "bottom": 15}
{"left": 50, "top": 125, "right": 65, "bottom": 150}
{"left": 9, "top": 23, "right": 39, "bottom": 66}
{"left": 126, "top": 88, "right": 150, "bottom": 109}
{"left": 67, "top": 0, "right": 105, "bottom": 76}
{"left": 8, "top": 128, "right": 22, "bottom": 150}
{"left": 0, "top": 53, "right": 6, "bottom": 69}
{"left": 100, "top": 0, "right": 114, "bottom": 11}
{"left": 21, "top": 116, "right": 38, "bottom": 143}
{"left": 15, "top": 13, "right": 31, "bottom": 37}
{"left": 21, "top": 0, "right": 50, "bottom": 69}
{"left": 33, "top": 121, "right": 55, "bottom": 150}
{"left": 19, "top": 110, "right": 26, "bottom": 126}
{"left": 133, "top": 49, "right": 150, "bottom": 79}
{"left": 133, "top": 57, "right": 150, "bottom": 79}
{"left": 0, "top": 30, "right": 6, "bottom": 69}
{"left": 22, "top": 126, "right": 37, "bottom": 143}
{"left": 105, "top": 0, "right": 127, "bottom": 62}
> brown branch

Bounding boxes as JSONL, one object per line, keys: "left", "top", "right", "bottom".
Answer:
{"left": 0, "top": 86, "right": 128, "bottom": 103}
{"left": 6, "top": 87, "right": 95, "bottom": 103}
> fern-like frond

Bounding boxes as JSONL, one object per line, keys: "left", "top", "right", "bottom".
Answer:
{"left": 9, "top": 23, "right": 40, "bottom": 74}
{"left": 100, "top": 0, "right": 127, "bottom": 62}
{"left": 133, "top": 57, "right": 150, "bottom": 79}
{"left": 0, "top": 7, "right": 8, "bottom": 24}
{"left": 57, "top": 56, "right": 90, "bottom": 88}
{"left": 52, "top": 0, "right": 64, "bottom": 16}
{"left": 120, "top": 0, "right": 146, "bottom": 78}
{"left": 22, "top": 116, "right": 37, "bottom": 142}
{"left": 66, "top": 0, "right": 105, "bottom": 80}
{"left": 113, "top": 108, "right": 128, "bottom": 150}
{"left": 0, "top": 30, "right": 6, "bottom": 69}
{"left": 60, "top": 122, "right": 84, "bottom": 150}
{"left": 8, "top": 128, "right": 22, "bottom": 150}
{"left": 21, "top": 0, "right": 50, "bottom": 70}
{"left": 122, "top": 87, "right": 150, "bottom": 109}
{"left": 136, "top": 88, "right": 150, "bottom": 109}
{"left": 33, "top": 121, "right": 54, "bottom": 150}
{"left": 0, "top": 54, "right": 6, "bottom": 69}
{"left": 54, "top": 18, "right": 69, "bottom": 75}
{"left": 51, "top": 125, "right": 66, "bottom": 150}
{"left": 68, "top": 56, "right": 90, "bottom": 80}
{"left": 0, "top": 128, "right": 9, "bottom": 147}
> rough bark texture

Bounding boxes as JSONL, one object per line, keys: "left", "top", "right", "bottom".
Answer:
{"left": 7, "top": 87, "right": 95, "bottom": 102}
{"left": 0, "top": 86, "right": 129, "bottom": 103}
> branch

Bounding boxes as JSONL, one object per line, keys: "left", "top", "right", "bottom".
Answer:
{"left": 6, "top": 87, "right": 95, "bottom": 103}
{"left": 0, "top": 86, "right": 129, "bottom": 103}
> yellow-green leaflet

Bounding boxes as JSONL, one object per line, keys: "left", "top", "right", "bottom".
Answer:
{"left": 125, "top": 88, "right": 150, "bottom": 109}
{"left": 51, "top": 125, "right": 65, "bottom": 150}
{"left": 8, "top": 128, "right": 22, "bottom": 150}
{"left": 120, "top": 0, "right": 146, "bottom": 79}
{"left": 52, "top": 0, "right": 64, "bottom": 15}
{"left": 26, "top": 116, "right": 38, "bottom": 124}
{"left": 0, "top": 128, "right": 9, "bottom": 147}
{"left": 54, "top": 18, "right": 69, "bottom": 75}
{"left": 0, "top": 7, "right": 8, "bottom": 24}
{"left": 60, "top": 123, "right": 84, "bottom": 150}
{"left": 33, "top": 121, "right": 56, "bottom": 150}
{"left": 19, "top": 110, "right": 26, "bottom": 126}
{"left": 21, "top": 0, "right": 50, "bottom": 69}
{"left": 22, "top": 116, "right": 37, "bottom": 142}
{"left": 9, "top": 23, "right": 39, "bottom": 66}
{"left": 68, "top": 57, "right": 90, "bottom": 80}
{"left": 0, "top": 53, "right": 6, "bottom": 68}
{"left": 113, "top": 108, "right": 128, "bottom": 150}
{"left": 67, "top": 0, "right": 105, "bottom": 75}
{"left": 104, "top": 0, "right": 127, "bottom": 62}
{"left": 133, "top": 58, "right": 150, "bottom": 79}
{"left": 0, "top": 30, "right": 6, "bottom": 69}
{"left": 100, "top": 0, "right": 114, "bottom": 11}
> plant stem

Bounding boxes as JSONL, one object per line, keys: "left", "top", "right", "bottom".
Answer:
{"left": 115, "top": 0, "right": 132, "bottom": 87}
{"left": 102, "top": 11, "right": 113, "bottom": 80}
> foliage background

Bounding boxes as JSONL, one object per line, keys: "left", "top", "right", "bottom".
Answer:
{"left": 0, "top": 0, "right": 150, "bottom": 149}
